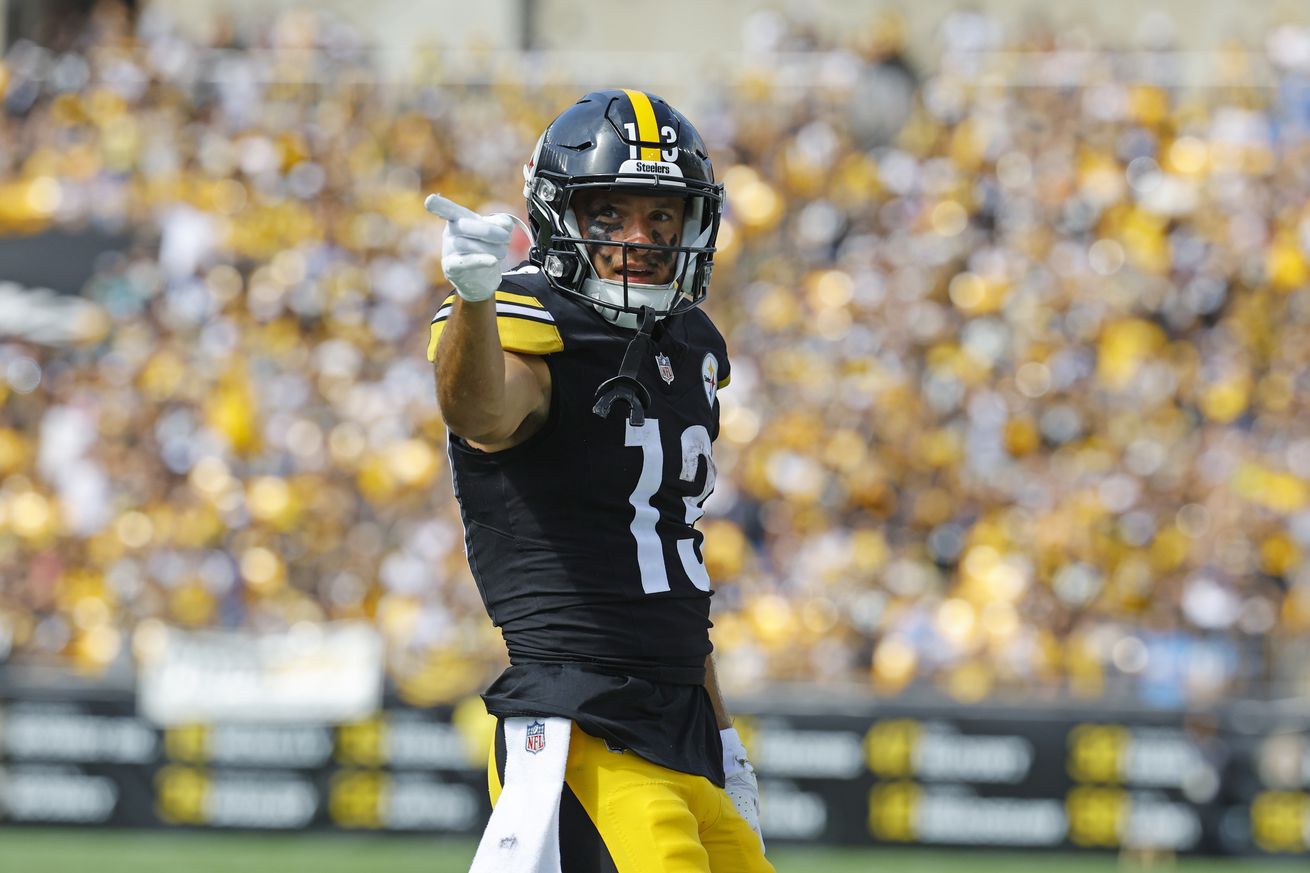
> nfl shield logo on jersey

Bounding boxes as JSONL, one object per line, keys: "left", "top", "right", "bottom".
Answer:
{"left": 655, "top": 353, "right": 675, "bottom": 385}
{"left": 525, "top": 720, "right": 546, "bottom": 754}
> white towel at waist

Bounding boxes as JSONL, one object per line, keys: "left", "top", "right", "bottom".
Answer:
{"left": 469, "top": 716, "right": 572, "bottom": 873}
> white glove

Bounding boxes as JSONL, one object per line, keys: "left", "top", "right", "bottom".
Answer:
{"left": 425, "top": 193, "right": 514, "bottom": 303}
{"left": 721, "top": 727, "right": 765, "bottom": 852}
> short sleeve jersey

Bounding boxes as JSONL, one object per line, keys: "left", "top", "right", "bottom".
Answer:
{"left": 427, "top": 262, "right": 731, "bottom": 783}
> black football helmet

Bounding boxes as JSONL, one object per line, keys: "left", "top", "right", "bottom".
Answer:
{"left": 523, "top": 89, "right": 724, "bottom": 328}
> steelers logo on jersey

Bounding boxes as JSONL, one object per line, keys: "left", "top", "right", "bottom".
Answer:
{"left": 702, "top": 353, "right": 718, "bottom": 408}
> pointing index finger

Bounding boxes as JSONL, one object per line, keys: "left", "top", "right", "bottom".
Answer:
{"left": 424, "top": 193, "right": 481, "bottom": 222}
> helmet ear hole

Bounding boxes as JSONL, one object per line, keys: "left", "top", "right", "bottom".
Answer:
{"left": 535, "top": 178, "right": 559, "bottom": 204}
{"left": 544, "top": 252, "right": 583, "bottom": 283}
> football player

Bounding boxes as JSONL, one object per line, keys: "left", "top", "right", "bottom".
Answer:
{"left": 427, "top": 89, "right": 773, "bottom": 873}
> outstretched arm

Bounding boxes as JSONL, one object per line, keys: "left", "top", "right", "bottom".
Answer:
{"left": 433, "top": 298, "right": 550, "bottom": 450}
{"left": 426, "top": 194, "right": 550, "bottom": 451}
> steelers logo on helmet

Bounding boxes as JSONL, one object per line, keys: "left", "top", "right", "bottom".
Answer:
{"left": 522, "top": 89, "right": 724, "bottom": 329}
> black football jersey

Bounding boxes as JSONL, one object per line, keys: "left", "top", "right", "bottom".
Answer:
{"left": 427, "top": 263, "right": 731, "bottom": 783}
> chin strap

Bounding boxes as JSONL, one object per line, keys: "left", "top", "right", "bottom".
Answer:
{"left": 592, "top": 306, "right": 658, "bottom": 426}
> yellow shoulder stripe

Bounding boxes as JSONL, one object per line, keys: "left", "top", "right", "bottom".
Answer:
{"left": 434, "top": 290, "right": 544, "bottom": 312}
{"left": 496, "top": 290, "right": 544, "bottom": 308}
{"left": 718, "top": 374, "right": 731, "bottom": 389}
{"left": 427, "top": 317, "right": 563, "bottom": 361}
{"left": 498, "top": 317, "right": 563, "bottom": 355}
{"left": 427, "top": 323, "right": 442, "bottom": 361}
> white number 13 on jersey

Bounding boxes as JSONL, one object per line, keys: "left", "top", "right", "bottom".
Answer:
{"left": 625, "top": 418, "right": 715, "bottom": 594}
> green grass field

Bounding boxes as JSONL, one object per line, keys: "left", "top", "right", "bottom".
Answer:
{"left": 0, "top": 830, "right": 1302, "bottom": 873}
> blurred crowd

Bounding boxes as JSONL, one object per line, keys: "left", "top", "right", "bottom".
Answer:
{"left": 3, "top": 1, "right": 1310, "bottom": 708}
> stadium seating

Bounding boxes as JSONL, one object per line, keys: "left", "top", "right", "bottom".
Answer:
{"left": 2, "top": 5, "right": 1309, "bottom": 708}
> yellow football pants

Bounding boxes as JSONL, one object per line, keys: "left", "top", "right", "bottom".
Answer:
{"left": 488, "top": 721, "right": 775, "bottom": 873}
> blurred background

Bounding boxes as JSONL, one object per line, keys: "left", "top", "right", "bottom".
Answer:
{"left": 2, "top": 0, "right": 1310, "bottom": 868}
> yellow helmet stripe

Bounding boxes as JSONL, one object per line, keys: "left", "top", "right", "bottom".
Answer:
{"left": 622, "top": 89, "right": 662, "bottom": 162}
